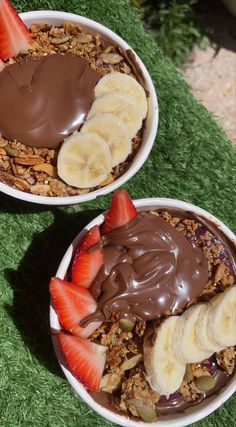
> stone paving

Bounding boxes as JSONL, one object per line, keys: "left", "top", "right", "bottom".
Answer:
{"left": 182, "top": 0, "right": 236, "bottom": 144}
{"left": 183, "top": 46, "right": 236, "bottom": 144}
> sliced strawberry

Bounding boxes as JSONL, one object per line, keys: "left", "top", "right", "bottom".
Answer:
{"left": 0, "top": 0, "right": 32, "bottom": 60}
{"left": 0, "top": 58, "right": 5, "bottom": 71}
{"left": 72, "top": 225, "right": 104, "bottom": 288}
{"left": 102, "top": 189, "right": 138, "bottom": 233}
{"left": 58, "top": 332, "right": 107, "bottom": 391}
{"left": 50, "top": 277, "right": 101, "bottom": 338}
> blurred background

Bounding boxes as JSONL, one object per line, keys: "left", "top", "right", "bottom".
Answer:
{"left": 132, "top": 0, "right": 236, "bottom": 144}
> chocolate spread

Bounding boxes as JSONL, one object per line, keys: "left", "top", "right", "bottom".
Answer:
{"left": 0, "top": 54, "right": 100, "bottom": 148}
{"left": 82, "top": 212, "right": 208, "bottom": 325}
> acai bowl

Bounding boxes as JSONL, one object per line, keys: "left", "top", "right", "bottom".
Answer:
{"left": 50, "top": 190, "right": 236, "bottom": 426}
{"left": 0, "top": 3, "right": 158, "bottom": 205}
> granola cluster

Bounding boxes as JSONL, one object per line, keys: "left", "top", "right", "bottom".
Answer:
{"left": 90, "top": 314, "right": 160, "bottom": 417}
{"left": 179, "top": 363, "right": 211, "bottom": 402}
{"left": 180, "top": 347, "right": 236, "bottom": 402}
{"left": 89, "top": 210, "right": 236, "bottom": 420}
{"left": 216, "top": 347, "right": 236, "bottom": 375}
{"left": 0, "top": 22, "right": 142, "bottom": 197}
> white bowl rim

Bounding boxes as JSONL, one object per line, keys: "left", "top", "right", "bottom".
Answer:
{"left": 0, "top": 10, "right": 158, "bottom": 206}
{"left": 50, "top": 197, "right": 236, "bottom": 427}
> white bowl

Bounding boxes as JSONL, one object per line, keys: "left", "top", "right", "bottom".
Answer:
{"left": 50, "top": 197, "right": 236, "bottom": 427}
{"left": 0, "top": 10, "right": 158, "bottom": 205}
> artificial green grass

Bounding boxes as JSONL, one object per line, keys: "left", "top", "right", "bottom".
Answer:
{"left": 0, "top": 0, "right": 235, "bottom": 426}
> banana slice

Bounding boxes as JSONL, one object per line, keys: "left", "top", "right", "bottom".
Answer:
{"left": 81, "top": 113, "right": 132, "bottom": 167}
{"left": 172, "top": 304, "right": 212, "bottom": 364}
{"left": 143, "top": 317, "right": 186, "bottom": 396}
{"left": 207, "top": 286, "right": 236, "bottom": 348}
{"left": 87, "top": 92, "right": 143, "bottom": 139}
{"left": 57, "top": 132, "right": 112, "bottom": 188}
{"left": 94, "top": 72, "right": 148, "bottom": 119}
{"left": 195, "top": 305, "right": 222, "bottom": 353}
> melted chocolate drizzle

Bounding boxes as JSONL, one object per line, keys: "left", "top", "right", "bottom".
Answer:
{"left": 0, "top": 54, "right": 100, "bottom": 148}
{"left": 82, "top": 212, "right": 208, "bottom": 325}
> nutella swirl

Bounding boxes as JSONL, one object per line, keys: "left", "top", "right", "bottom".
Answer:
{"left": 0, "top": 54, "right": 100, "bottom": 148}
{"left": 83, "top": 212, "right": 208, "bottom": 324}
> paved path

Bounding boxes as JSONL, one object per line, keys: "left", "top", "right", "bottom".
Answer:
{"left": 182, "top": 0, "right": 236, "bottom": 144}
{"left": 182, "top": 46, "right": 236, "bottom": 144}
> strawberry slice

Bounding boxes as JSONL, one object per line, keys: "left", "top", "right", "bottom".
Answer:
{"left": 72, "top": 225, "right": 104, "bottom": 288}
{"left": 0, "top": 58, "right": 5, "bottom": 71}
{"left": 50, "top": 277, "right": 101, "bottom": 338}
{"left": 0, "top": 0, "right": 32, "bottom": 60}
{"left": 58, "top": 332, "right": 107, "bottom": 391}
{"left": 102, "top": 189, "right": 138, "bottom": 233}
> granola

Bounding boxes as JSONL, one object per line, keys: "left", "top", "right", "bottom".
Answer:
{"left": 0, "top": 22, "right": 143, "bottom": 197}
{"left": 216, "top": 347, "right": 236, "bottom": 375}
